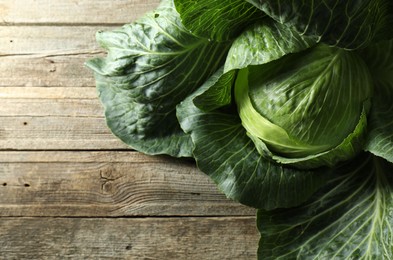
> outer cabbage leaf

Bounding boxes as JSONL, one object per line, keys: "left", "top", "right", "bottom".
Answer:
{"left": 360, "top": 40, "right": 393, "bottom": 163}
{"left": 257, "top": 154, "right": 393, "bottom": 259}
{"left": 192, "top": 68, "right": 236, "bottom": 112}
{"left": 224, "top": 19, "right": 317, "bottom": 72}
{"left": 193, "top": 19, "right": 316, "bottom": 112}
{"left": 174, "top": 0, "right": 262, "bottom": 42}
{"left": 177, "top": 69, "right": 333, "bottom": 210}
{"left": 86, "top": 0, "right": 229, "bottom": 157}
{"left": 246, "top": 0, "right": 393, "bottom": 49}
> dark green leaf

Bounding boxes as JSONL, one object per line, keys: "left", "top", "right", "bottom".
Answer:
{"left": 86, "top": 0, "right": 230, "bottom": 157}
{"left": 360, "top": 40, "right": 393, "bottom": 163}
{"left": 246, "top": 0, "right": 393, "bottom": 49}
{"left": 257, "top": 154, "right": 393, "bottom": 259}
{"left": 225, "top": 19, "right": 317, "bottom": 72}
{"left": 174, "top": 0, "right": 263, "bottom": 42}
{"left": 192, "top": 68, "right": 236, "bottom": 111}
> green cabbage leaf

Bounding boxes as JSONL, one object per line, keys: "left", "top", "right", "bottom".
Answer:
{"left": 86, "top": 0, "right": 230, "bottom": 157}
{"left": 257, "top": 154, "right": 393, "bottom": 259}
{"left": 245, "top": 0, "right": 393, "bottom": 49}
{"left": 174, "top": 0, "right": 263, "bottom": 41}
{"left": 360, "top": 40, "right": 393, "bottom": 163}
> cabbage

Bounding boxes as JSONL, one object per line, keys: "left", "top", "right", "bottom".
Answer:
{"left": 86, "top": 0, "right": 393, "bottom": 258}
{"left": 235, "top": 45, "right": 373, "bottom": 168}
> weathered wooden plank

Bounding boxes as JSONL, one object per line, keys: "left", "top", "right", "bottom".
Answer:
{"left": 0, "top": 26, "right": 107, "bottom": 54}
{"left": 0, "top": 151, "right": 161, "bottom": 163}
{"left": 0, "top": 26, "right": 110, "bottom": 87}
{"left": 0, "top": 116, "right": 128, "bottom": 150}
{"left": 0, "top": 0, "right": 160, "bottom": 25}
{"left": 0, "top": 151, "right": 255, "bottom": 217}
{"left": 0, "top": 55, "right": 97, "bottom": 88}
{"left": 0, "top": 217, "right": 258, "bottom": 259}
{"left": 0, "top": 86, "right": 98, "bottom": 100}
{"left": 0, "top": 87, "right": 99, "bottom": 117}
{"left": 0, "top": 86, "right": 129, "bottom": 150}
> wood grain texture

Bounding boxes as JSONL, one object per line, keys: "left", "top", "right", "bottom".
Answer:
{"left": 0, "top": 217, "right": 258, "bottom": 259}
{"left": 0, "top": 151, "right": 255, "bottom": 217}
{"left": 0, "top": 26, "right": 113, "bottom": 87}
{"left": 0, "top": 56, "right": 97, "bottom": 87}
{"left": 0, "top": 26, "right": 107, "bottom": 54}
{"left": 0, "top": 0, "right": 160, "bottom": 25}
{"left": 0, "top": 87, "right": 129, "bottom": 150}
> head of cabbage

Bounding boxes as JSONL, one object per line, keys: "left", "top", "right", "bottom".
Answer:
{"left": 87, "top": 0, "right": 393, "bottom": 257}
{"left": 235, "top": 45, "right": 373, "bottom": 169}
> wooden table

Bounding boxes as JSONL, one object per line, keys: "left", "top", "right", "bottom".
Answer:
{"left": 0, "top": 1, "right": 258, "bottom": 258}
